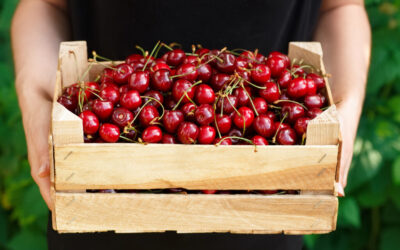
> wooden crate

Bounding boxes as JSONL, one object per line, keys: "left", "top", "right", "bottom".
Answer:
{"left": 50, "top": 41, "right": 341, "bottom": 234}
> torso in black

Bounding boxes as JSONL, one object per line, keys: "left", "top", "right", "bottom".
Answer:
{"left": 48, "top": 1, "right": 321, "bottom": 249}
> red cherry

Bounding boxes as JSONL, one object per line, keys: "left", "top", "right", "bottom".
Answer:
{"left": 287, "top": 78, "right": 308, "bottom": 99}
{"left": 234, "top": 87, "right": 252, "bottom": 107}
{"left": 120, "top": 90, "right": 142, "bottom": 110}
{"left": 281, "top": 103, "right": 305, "bottom": 123}
{"left": 306, "top": 78, "right": 317, "bottom": 95}
{"left": 233, "top": 107, "right": 254, "bottom": 129}
{"left": 196, "top": 48, "right": 210, "bottom": 57}
{"left": 253, "top": 115, "right": 274, "bottom": 138}
{"left": 143, "top": 90, "right": 164, "bottom": 108}
{"left": 161, "top": 134, "right": 177, "bottom": 144}
{"left": 306, "top": 73, "right": 326, "bottom": 89}
{"left": 82, "top": 100, "right": 94, "bottom": 112}
{"left": 83, "top": 81, "right": 100, "bottom": 100}
{"left": 265, "top": 111, "right": 276, "bottom": 121}
{"left": 210, "top": 73, "right": 231, "bottom": 91}
{"left": 99, "top": 123, "right": 120, "bottom": 143}
{"left": 166, "top": 49, "right": 186, "bottom": 66}
{"left": 195, "top": 104, "right": 215, "bottom": 126}
{"left": 294, "top": 117, "right": 311, "bottom": 135}
{"left": 175, "top": 63, "right": 198, "bottom": 81}
{"left": 151, "top": 69, "right": 172, "bottom": 92}
{"left": 202, "top": 190, "right": 217, "bottom": 194}
{"left": 198, "top": 126, "right": 216, "bottom": 144}
{"left": 195, "top": 84, "right": 215, "bottom": 104}
{"left": 255, "top": 53, "right": 265, "bottom": 63}
{"left": 177, "top": 122, "right": 199, "bottom": 144}
{"left": 151, "top": 61, "right": 170, "bottom": 73}
{"left": 215, "top": 114, "right": 232, "bottom": 134}
{"left": 291, "top": 65, "right": 305, "bottom": 76}
{"left": 251, "top": 64, "right": 271, "bottom": 84}
{"left": 274, "top": 122, "right": 290, "bottom": 134}
{"left": 119, "top": 85, "right": 129, "bottom": 95}
{"left": 197, "top": 64, "right": 212, "bottom": 83}
{"left": 113, "top": 63, "right": 134, "bottom": 85}
{"left": 172, "top": 79, "right": 195, "bottom": 104}
{"left": 277, "top": 127, "right": 297, "bottom": 145}
{"left": 164, "top": 95, "right": 177, "bottom": 110}
{"left": 100, "top": 68, "right": 115, "bottom": 84}
{"left": 253, "top": 97, "right": 268, "bottom": 115}
{"left": 217, "top": 95, "right": 238, "bottom": 114}
{"left": 238, "top": 70, "right": 251, "bottom": 82}
{"left": 214, "top": 136, "right": 233, "bottom": 145}
{"left": 277, "top": 70, "right": 292, "bottom": 89}
{"left": 139, "top": 105, "right": 160, "bottom": 127}
{"left": 227, "top": 128, "right": 243, "bottom": 144}
{"left": 92, "top": 99, "right": 114, "bottom": 121}
{"left": 183, "top": 55, "right": 198, "bottom": 65}
{"left": 266, "top": 55, "right": 288, "bottom": 77}
{"left": 100, "top": 81, "right": 118, "bottom": 91}
{"left": 181, "top": 103, "right": 197, "bottom": 121}
{"left": 58, "top": 95, "right": 77, "bottom": 112}
{"left": 304, "top": 95, "right": 323, "bottom": 109}
{"left": 307, "top": 108, "right": 323, "bottom": 119}
{"left": 268, "top": 51, "right": 290, "bottom": 67}
{"left": 259, "top": 81, "right": 280, "bottom": 103}
{"left": 111, "top": 107, "right": 134, "bottom": 128}
{"left": 319, "top": 92, "right": 327, "bottom": 106}
{"left": 216, "top": 53, "right": 236, "bottom": 73}
{"left": 79, "top": 111, "right": 99, "bottom": 135}
{"left": 235, "top": 57, "right": 249, "bottom": 71}
{"left": 126, "top": 54, "right": 143, "bottom": 64}
{"left": 130, "top": 62, "right": 145, "bottom": 71}
{"left": 100, "top": 86, "right": 120, "bottom": 104}
{"left": 240, "top": 50, "right": 256, "bottom": 63}
{"left": 129, "top": 71, "right": 150, "bottom": 93}
{"left": 163, "top": 110, "right": 184, "bottom": 133}
{"left": 142, "top": 126, "right": 162, "bottom": 143}
{"left": 252, "top": 135, "right": 269, "bottom": 145}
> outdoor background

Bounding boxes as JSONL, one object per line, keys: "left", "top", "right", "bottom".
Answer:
{"left": 0, "top": 0, "right": 400, "bottom": 249}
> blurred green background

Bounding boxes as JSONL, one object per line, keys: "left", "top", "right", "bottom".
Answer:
{"left": 1, "top": 0, "right": 400, "bottom": 249}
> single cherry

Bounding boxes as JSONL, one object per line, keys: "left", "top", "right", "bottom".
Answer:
{"left": 233, "top": 107, "right": 254, "bottom": 129}
{"left": 307, "top": 108, "right": 323, "bottom": 119}
{"left": 139, "top": 105, "right": 160, "bottom": 127}
{"left": 215, "top": 114, "right": 232, "bottom": 134}
{"left": 175, "top": 63, "right": 198, "bottom": 81}
{"left": 129, "top": 71, "right": 150, "bottom": 93}
{"left": 195, "top": 104, "right": 215, "bottom": 126}
{"left": 259, "top": 81, "right": 280, "bottom": 103}
{"left": 113, "top": 63, "right": 134, "bottom": 85}
{"left": 281, "top": 103, "right": 305, "bottom": 123}
{"left": 217, "top": 95, "right": 238, "bottom": 114}
{"left": 197, "top": 63, "right": 212, "bottom": 83}
{"left": 253, "top": 115, "right": 274, "bottom": 138}
{"left": 306, "top": 78, "right": 317, "bottom": 95}
{"left": 58, "top": 95, "right": 77, "bottom": 112}
{"left": 252, "top": 135, "right": 269, "bottom": 145}
{"left": 79, "top": 111, "right": 99, "bottom": 135}
{"left": 234, "top": 87, "right": 252, "bottom": 107}
{"left": 163, "top": 110, "right": 184, "bottom": 133}
{"left": 251, "top": 64, "right": 271, "bottom": 84}
{"left": 162, "top": 134, "right": 177, "bottom": 144}
{"left": 92, "top": 99, "right": 113, "bottom": 121}
{"left": 142, "top": 126, "right": 162, "bottom": 143}
{"left": 266, "top": 54, "right": 288, "bottom": 77}
{"left": 143, "top": 90, "right": 164, "bottom": 108}
{"left": 228, "top": 128, "right": 243, "bottom": 144}
{"left": 181, "top": 102, "right": 197, "bottom": 122}
{"left": 151, "top": 69, "right": 172, "bottom": 92}
{"left": 277, "top": 70, "right": 292, "bottom": 89}
{"left": 294, "top": 117, "right": 310, "bottom": 136}
{"left": 195, "top": 84, "right": 215, "bottom": 104}
{"left": 210, "top": 73, "right": 231, "bottom": 91}
{"left": 111, "top": 107, "right": 134, "bottom": 128}
{"left": 214, "top": 136, "right": 233, "bottom": 145}
{"left": 120, "top": 90, "right": 142, "bottom": 110}
{"left": 277, "top": 127, "right": 297, "bottom": 145}
{"left": 253, "top": 97, "right": 268, "bottom": 115}
{"left": 198, "top": 126, "right": 216, "bottom": 144}
{"left": 307, "top": 73, "right": 325, "bottom": 89}
{"left": 166, "top": 49, "right": 186, "bottom": 66}
{"left": 100, "top": 86, "right": 120, "bottom": 104}
{"left": 304, "top": 95, "right": 323, "bottom": 109}
{"left": 99, "top": 123, "right": 120, "bottom": 143}
{"left": 172, "top": 79, "right": 196, "bottom": 104}
{"left": 177, "top": 122, "right": 199, "bottom": 144}
{"left": 216, "top": 53, "right": 236, "bottom": 73}
{"left": 287, "top": 77, "right": 308, "bottom": 99}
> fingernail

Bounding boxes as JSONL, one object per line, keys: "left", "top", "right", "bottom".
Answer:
{"left": 38, "top": 164, "right": 49, "bottom": 177}
{"left": 337, "top": 184, "right": 345, "bottom": 197}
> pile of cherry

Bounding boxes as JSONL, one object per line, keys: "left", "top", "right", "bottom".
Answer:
{"left": 58, "top": 42, "right": 328, "bottom": 146}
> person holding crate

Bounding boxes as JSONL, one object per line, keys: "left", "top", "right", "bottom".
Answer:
{"left": 11, "top": 0, "right": 370, "bottom": 249}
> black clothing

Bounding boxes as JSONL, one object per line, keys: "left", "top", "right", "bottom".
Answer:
{"left": 51, "top": 1, "right": 322, "bottom": 249}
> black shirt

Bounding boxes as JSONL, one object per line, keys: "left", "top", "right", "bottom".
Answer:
{"left": 49, "top": 1, "right": 322, "bottom": 249}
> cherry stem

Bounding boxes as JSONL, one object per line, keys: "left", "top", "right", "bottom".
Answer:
{"left": 268, "top": 104, "right": 282, "bottom": 109}
{"left": 172, "top": 80, "right": 202, "bottom": 110}
{"left": 142, "top": 40, "right": 161, "bottom": 71}
{"left": 301, "top": 133, "right": 306, "bottom": 145}
{"left": 169, "top": 42, "right": 182, "bottom": 49}
{"left": 79, "top": 61, "right": 95, "bottom": 83}
{"left": 215, "top": 136, "right": 257, "bottom": 151}
{"left": 272, "top": 112, "right": 288, "bottom": 144}
{"left": 135, "top": 45, "right": 146, "bottom": 56}
{"left": 191, "top": 44, "right": 196, "bottom": 54}
{"left": 273, "top": 99, "right": 308, "bottom": 110}
{"left": 119, "top": 135, "right": 135, "bottom": 142}
{"left": 198, "top": 47, "right": 227, "bottom": 64}
{"left": 89, "top": 59, "right": 117, "bottom": 71}
{"left": 185, "top": 52, "right": 199, "bottom": 56}
{"left": 92, "top": 51, "right": 113, "bottom": 62}
{"left": 161, "top": 43, "right": 173, "bottom": 51}
{"left": 241, "top": 84, "right": 259, "bottom": 116}
{"left": 214, "top": 112, "right": 222, "bottom": 139}
{"left": 131, "top": 99, "right": 154, "bottom": 125}
{"left": 236, "top": 75, "right": 266, "bottom": 89}
{"left": 225, "top": 94, "right": 241, "bottom": 116}
{"left": 140, "top": 95, "right": 165, "bottom": 120}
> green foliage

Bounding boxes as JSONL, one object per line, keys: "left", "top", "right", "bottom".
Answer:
{"left": 0, "top": 0, "right": 399, "bottom": 249}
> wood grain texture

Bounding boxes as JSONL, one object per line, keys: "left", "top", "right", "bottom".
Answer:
{"left": 54, "top": 193, "right": 338, "bottom": 233}
{"left": 306, "top": 105, "right": 340, "bottom": 145}
{"left": 59, "top": 41, "right": 88, "bottom": 88}
{"left": 54, "top": 144, "right": 337, "bottom": 190}
{"left": 52, "top": 102, "right": 83, "bottom": 145}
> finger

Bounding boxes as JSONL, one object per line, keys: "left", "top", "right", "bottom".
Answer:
{"left": 36, "top": 173, "right": 53, "bottom": 211}
{"left": 38, "top": 162, "right": 50, "bottom": 177}
{"left": 336, "top": 182, "right": 345, "bottom": 197}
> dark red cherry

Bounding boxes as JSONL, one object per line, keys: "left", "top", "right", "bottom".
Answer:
{"left": 196, "top": 48, "right": 210, "bottom": 57}
{"left": 306, "top": 78, "right": 317, "bottom": 95}
{"left": 181, "top": 103, "right": 197, "bottom": 122}
{"left": 130, "top": 61, "right": 145, "bottom": 71}
{"left": 255, "top": 53, "right": 265, "bottom": 63}
{"left": 166, "top": 49, "right": 186, "bottom": 66}
{"left": 120, "top": 90, "right": 142, "bottom": 110}
{"left": 195, "top": 104, "right": 215, "bottom": 126}
{"left": 266, "top": 55, "right": 288, "bottom": 77}
{"left": 294, "top": 117, "right": 311, "bottom": 136}
{"left": 215, "top": 114, "right": 232, "bottom": 134}
{"left": 307, "top": 108, "right": 323, "bottom": 119}
{"left": 119, "top": 85, "right": 129, "bottom": 95}
{"left": 268, "top": 51, "right": 290, "bottom": 67}
{"left": 172, "top": 79, "right": 195, "bottom": 104}
{"left": 265, "top": 111, "right": 276, "bottom": 121}
{"left": 111, "top": 108, "right": 134, "bottom": 128}
{"left": 252, "top": 135, "right": 269, "bottom": 145}
{"left": 251, "top": 64, "right": 271, "bottom": 84}
{"left": 217, "top": 95, "right": 238, "bottom": 114}
{"left": 143, "top": 90, "right": 164, "bottom": 108}
{"left": 79, "top": 111, "right": 99, "bottom": 135}
{"left": 253, "top": 97, "right": 268, "bottom": 115}
{"left": 126, "top": 54, "right": 143, "bottom": 64}
{"left": 113, "top": 63, "right": 134, "bottom": 85}
{"left": 151, "top": 61, "right": 170, "bottom": 73}
{"left": 234, "top": 87, "right": 252, "bottom": 107}
{"left": 58, "top": 95, "right": 77, "bottom": 112}
{"left": 306, "top": 73, "right": 326, "bottom": 89}
{"left": 210, "top": 73, "right": 231, "bottom": 91}
{"left": 240, "top": 50, "right": 256, "bottom": 63}
{"left": 259, "top": 81, "right": 280, "bottom": 103}
{"left": 151, "top": 69, "right": 172, "bottom": 92}
{"left": 291, "top": 65, "right": 305, "bottom": 76}
{"left": 175, "top": 63, "right": 198, "bottom": 81}
{"left": 304, "top": 95, "right": 323, "bottom": 109}
{"left": 100, "top": 68, "right": 115, "bottom": 84}
{"left": 129, "top": 71, "right": 150, "bottom": 93}
{"left": 99, "top": 123, "right": 120, "bottom": 143}
{"left": 287, "top": 78, "right": 308, "bottom": 99}
{"left": 238, "top": 70, "right": 251, "bottom": 83}
{"left": 83, "top": 81, "right": 100, "bottom": 100}
{"left": 142, "top": 126, "right": 162, "bottom": 143}
{"left": 277, "top": 70, "right": 292, "bottom": 89}
{"left": 163, "top": 110, "right": 184, "bottom": 133}
{"left": 164, "top": 94, "right": 177, "bottom": 110}
{"left": 253, "top": 115, "right": 274, "bottom": 138}
{"left": 228, "top": 128, "right": 243, "bottom": 144}
{"left": 177, "top": 122, "right": 199, "bottom": 144}
{"left": 100, "top": 81, "right": 118, "bottom": 91}
{"left": 274, "top": 122, "right": 290, "bottom": 134}
{"left": 281, "top": 103, "right": 305, "bottom": 123}
{"left": 195, "top": 84, "right": 215, "bottom": 104}
{"left": 100, "top": 86, "right": 120, "bottom": 104}
{"left": 216, "top": 53, "right": 236, "bottom": 73}
{"left": 92, "top": 100, "right": 113, "bottom": 121}
{"left": 183, "top": 55, "right": 198, "bottom": 65}
{"left": 197, "top": 64, "right": 212, "bottom": 83}
{"left": 277, "top": 127, "right": 297, "bottom": 145}
{"left": 235, "top": 57, "right": 249, "bottom": 71}
{"left": 198, "top": 126, "right": 216, "bottom": 144}
{"left": 162, "top": 134, "right": 177, "bottom": 144}
{"left": 233, "top": 107, "right": 254, "bottom": 129}
{"left": 214, "top": 136, "right": 233, "bottom": 145}
{"left": 139, "top": 105, "right": 160, "bottom": 127}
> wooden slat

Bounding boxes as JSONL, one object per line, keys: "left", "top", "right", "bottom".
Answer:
{"left": 52, "top": 102, "right": 83, "bottom": 145}
{"left": 58, "top": 41, "right": 88, "bottom": 87}
{"left": 55, "top": 193, "right": 337, "bottom": 233}
{"left": 306, "top": 105, "right": 340, "bottom": 145}
{"left": 54, "top": 144, "right": 337, "bottom": 190}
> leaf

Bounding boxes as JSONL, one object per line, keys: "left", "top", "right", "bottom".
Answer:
{"left": 393, "top": 156, "right": 400, "bottom": 185}
{"left": 0, "top": 206, "right": 7, "bottom": 246}
{"left": 6, "top": 229, "right": 46, "bottom": 250}
{"left": 337, "top": 197, "right": 361, "bottom": 228}
{"left": 380, "top": 228, "right": 400, "bottom": 250}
